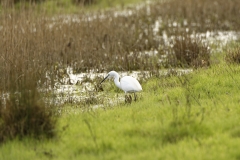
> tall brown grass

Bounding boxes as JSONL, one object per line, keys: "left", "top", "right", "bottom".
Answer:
{"left": 151, "top": 0, "right": 240, "bottom": 33}
{"left": 171, "top": 34, "right": 210, "bottom": 68}
{"left": 0, "top": 69, "right": 56, "bottom": 142}
{"left": 225, "top": 45, "right": 240, "bottom": 64}
{"left": 1, "top": 0, "right": 239, "bottom": 82}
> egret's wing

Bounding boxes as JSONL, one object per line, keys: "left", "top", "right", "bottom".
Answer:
{"left": 120, "top": 76, "right": 142, "bottom": 93}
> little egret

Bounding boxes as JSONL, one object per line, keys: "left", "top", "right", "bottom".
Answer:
{"left": 100, "top": 71, "right": 142, "bottom": 103}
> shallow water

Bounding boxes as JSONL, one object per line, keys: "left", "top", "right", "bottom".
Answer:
{"left": 44, "top": 68, "right": 192, "bottom": 109}
{"left": 51, "top": 28, "right": 240, "bottom": 109}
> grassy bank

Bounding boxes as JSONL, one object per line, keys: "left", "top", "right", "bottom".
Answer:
{"left": 1, "top": 62, "right": 240, "bottom": 159}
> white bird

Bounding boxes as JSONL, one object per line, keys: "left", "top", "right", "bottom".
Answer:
{"left": 100, "top": 71, "right": 142, "bottom": 103}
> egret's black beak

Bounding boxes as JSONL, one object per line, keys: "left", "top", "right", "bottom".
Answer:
{"left": 100, "top": 75, "right": 109, "bottom": 84}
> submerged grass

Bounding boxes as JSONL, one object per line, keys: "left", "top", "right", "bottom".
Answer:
{"left": 1, "top": 63, "right": 240, "bottom": 159}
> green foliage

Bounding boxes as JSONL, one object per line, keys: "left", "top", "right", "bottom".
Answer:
{"left": 1, "top": 64, "right": 240, "bottom": 159}
{"left": 0, "top": 0, "right": 143, "bottom": 12}
{"left": 161, "top": 119, "right": 211, "bottom": 144}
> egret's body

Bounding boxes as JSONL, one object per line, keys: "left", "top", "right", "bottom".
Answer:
{"left": 100, "top": 71, "right": 142, "bottom": 102}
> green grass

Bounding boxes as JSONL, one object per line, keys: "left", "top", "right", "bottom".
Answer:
{"left": 1, "top": 63, "right": 240, "bottom": 159}
{"left": 87, "top": 0, "right": 146, "bottom": 10}
{"left": 10, "top": 0, "right": 147, "bottom": 14}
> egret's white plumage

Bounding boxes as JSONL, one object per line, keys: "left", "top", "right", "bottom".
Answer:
{"left": 100, "top": 71, "right": 142, "bottom": 102}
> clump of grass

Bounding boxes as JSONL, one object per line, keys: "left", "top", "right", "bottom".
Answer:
{"left": 169, "top": 34, "right": 210, "bottom": 68}
{"left": 161, "top": 118, "right": 211, "bottom": 144}
{"left": 0, "top": 72, "right": 56, "bottom": 143}
{"left": 225, "top": 46, "right": 240, "bottom": 64}
{"left": 231, "top": 126, "right": 240, "bottom": 138}
{"left": 160, "top": 70, "right": 212, "bottom": 144}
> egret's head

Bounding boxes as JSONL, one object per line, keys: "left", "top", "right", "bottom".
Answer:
{"left": 107, "top": 71, "right": 118, "bottom": 78}
{"left": 100, "top": 71, "right": 118, "bottom": 84}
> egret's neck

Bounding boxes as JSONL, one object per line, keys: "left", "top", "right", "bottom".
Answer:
{"left": 114, "top": 76, "right": 121, "bottom": 90}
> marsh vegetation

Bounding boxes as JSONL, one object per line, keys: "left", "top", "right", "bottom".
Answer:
{"left": 0, "top": 0, "right": 240, "bottom": 159}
